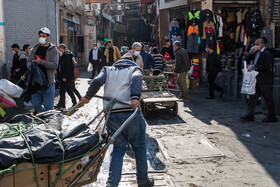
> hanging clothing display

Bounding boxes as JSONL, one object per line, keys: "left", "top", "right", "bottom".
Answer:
{"left": 216, "top": 14, "right": 223, "bottom": 37}
{"left": 201, "top": 9, "right": 216, "bottom": 23}
{"left": 202, "top": 21, "right": 215, "bottom": 40}
{"left": 186, "top": 34, "right": 199, "bottom": 54}
{"left": 169, "top": 20, "right": 179, "bottom": 31}
{"left": 245, "top": 9, "right": 264, "bottom": 37}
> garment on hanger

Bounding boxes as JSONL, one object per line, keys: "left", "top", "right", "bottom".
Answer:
{"left": 216, "top": 14, "right": 223, "bottom": 37}
{"left": 187, "top": 25, "right": 199, "bottom": 36}
{"left": 170, "top": 26, "right": 182, "bottom": 37}
{"left": 202, "top": 21, "right": 215, "bottom": 40}
{"left": 226, "top": 10, "right": 236, "bottom": 23}
{"left": 186, "top": 33, "right": 199, "bottom": 54}
{"left": 236, "top": 10, "right": 243, "bottom": 24}
{"left": 169, "top": 20, "right": 179, "bottom": 31}
{"left": 201, "top": 9, "right": 216, "bottom": 23}
{"left": 261, "top": 27, "right": 273, "bottom": 48}
{"left": 245, "top": 9, "right": 264, "bottom": 37}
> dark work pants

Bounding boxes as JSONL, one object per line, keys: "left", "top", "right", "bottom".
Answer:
{"left": 91, "top": 60, "right": 102, "bottom": 78}
{"left": 71, "top": 81, "right": 81, "bottom": 100}
{"left": 208, "top": 72, "right": 222, "bottom": 97}
{"left": 247, "top": 82, "right": 276, "bottom": 118}
{"left": 58, "top": 81, "right": 76, "bottom": 108}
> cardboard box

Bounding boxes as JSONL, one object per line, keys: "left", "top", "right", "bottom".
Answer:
{"left": 0, "top": 172, "right": 14, "bottom": 187}
{"left": 190, "top": 78, "right": 200, "bottom": 90}
{"left": 14, "top": 163, "right": 48, "bottom": 187}
{"left": 49, "top": 148, "right": 101, "bottom": 187}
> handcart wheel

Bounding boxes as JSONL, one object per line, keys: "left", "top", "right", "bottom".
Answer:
{"left": 172, "top": 102, "right": 178, "bottom": 116}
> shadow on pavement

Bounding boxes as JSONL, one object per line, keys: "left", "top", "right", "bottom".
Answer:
{"left": 185, "top": 88, "right": 280, "bottom": 185}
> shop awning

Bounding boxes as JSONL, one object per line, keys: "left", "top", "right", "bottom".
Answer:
{"left": 113, "top": 23, "right": 127, "bottom": 34}
{"left": 102, "top": 12, "right": 115, "bottom": 24}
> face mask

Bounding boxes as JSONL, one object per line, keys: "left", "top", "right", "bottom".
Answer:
{"left": 28, "top": 49, "right": 31, "bottom": 55}
{"left": 133, "top": 51, "right": 140, "bottom": 56}
{"left": 205, "top": 48, "right": 208, "bottom": 53}
{"left": 12, "top": 50, "right": 16, "bottom": 54}
{"left": 39, "top": 37, "right": 47, "bottom": 45}
{"left": 94, "top": 47, "right": 97, "bottom": 50}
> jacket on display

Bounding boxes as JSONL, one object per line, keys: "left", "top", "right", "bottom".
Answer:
{"left": 200, "top": 9, "right": 216, "bottom": 23}
{"left": 245, "top": 9, "right": 264, "bottom": 37}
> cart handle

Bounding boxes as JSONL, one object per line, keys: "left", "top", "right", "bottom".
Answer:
{"left": 68, "top": 106, "right": 139, "bottom": 187}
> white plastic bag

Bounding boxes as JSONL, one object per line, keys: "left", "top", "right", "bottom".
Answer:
{"left": 188, "top": 65, "right": 193, "bottom": 76}
{"left": 0, "top": 79, "right": 23, "bottom": 98}
{"left": 241, "top": 66, "right": 258, "bottom": 95}
{"left": 0, "top": 90, "right": 17, "bottom": 108}
{"left": 87, "top": 63, "right": 93, "bottom": 72}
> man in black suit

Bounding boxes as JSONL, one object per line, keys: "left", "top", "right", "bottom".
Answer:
{"left": 241, "top": 38, "right": 278, "bottom": 122}
{"left": 89, "top": 43, "right": 103, "bottom": 78}
{"left": 205, "top": 43, "right": 224, "bottom": 99}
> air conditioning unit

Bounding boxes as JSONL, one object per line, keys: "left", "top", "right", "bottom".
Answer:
{"left": 117, "top": 0, "right": 122, "bottom": 2}
{"left": 91, "top": 3, "right": 101, "bottom": 10}
{"left": 84, "top": 4, "right": 91, "bottom": 11}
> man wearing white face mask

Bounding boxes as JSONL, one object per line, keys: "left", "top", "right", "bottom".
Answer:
{"left": 25, "top": 27, "right": 58, "bottom": 113}
{"left": 89, "top": 43, "right": 103, "bottom": 78}
{"left": 122, "top": 42, "right": 143, "bottom": 69}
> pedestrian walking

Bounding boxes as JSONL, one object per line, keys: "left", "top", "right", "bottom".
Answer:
{"left": 10, "top": 44, "right": 22, "bottom": 84}
{"left": 174, "top": 41, "right": 190, "bottom": 102}
{"left": 81, "top": 59, "right": 154, "bottom": 187}
{"left": 24, "top": 27, "right": 58, "bottom": 113}
{"left": 140, "top": 43, "right": 155, "bottom": 70}
{"left": 122, "top": 42, "right": 143, "bottom": 69}
{"left": 89, "top": 43, "right": 103, "bottom": 78}
{"left": 152, "top": 47, "right": 165, "bottom": 75}
{"left": 16, "top": 44, "right": 30, "bottom": 89}
{"left": 55, "top": 44, "right": 77, "bottom": 110}
{"left": 104, "top": 41, "right": 121, "bottom": 66}
{"left": 241, "top": 38, "right": 278, "bottom": 122}
{"left": 205, "top": 43, "right": 224, "bottom": 99}
{"left": 100, "top": 43, "right": 107, "bottom": 68}
{"left": 160, "top": 39, "right": 175, "bottom": 60}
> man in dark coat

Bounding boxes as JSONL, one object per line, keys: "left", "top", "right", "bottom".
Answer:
{"left": 205, "top": 43, "right": 224, "bottom": 99}
{"left": 160, "top": 39, "right": 175, "bottom": 60}
{"left": 89, "top": 43, "right": 103, "bottom": 78}
{"left": 55, "top": 44, "right": 76, "bottom": 109}
{"left": 10, "top": 44, "right": 22, "bottom": 83}
{"left": 241, "top": 38, "right": 277, "bottom": 122}
{"left": 174, "top": 41, "right": 190, "bottom": 102}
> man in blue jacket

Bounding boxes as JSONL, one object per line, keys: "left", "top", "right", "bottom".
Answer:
{"left": 140, "top": 43, "right": 155, "bottom": 70}
{"left": 81, "top": 59, "right": 154, "bottom": 187}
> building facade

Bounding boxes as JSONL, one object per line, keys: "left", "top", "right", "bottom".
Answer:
{"left": 0, "top": 0, "right": 59, "bottom": 79}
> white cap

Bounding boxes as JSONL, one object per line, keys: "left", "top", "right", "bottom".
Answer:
{"left": 39, "top": 27, "right": 51, "bottom": 35}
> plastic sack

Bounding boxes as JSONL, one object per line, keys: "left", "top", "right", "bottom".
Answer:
{"left": 0, "top": 79, "right": 23, "bottom": 98}
{"left": 0, "top": 111, "right": 100, "bottom": 169}
{"left": 87, "top": 63, "right": 93, "bottom": 72}
{"left": 0, "top": 90, "right": 17, "bottom": 108}
{"left": 241, "top": 67, "right": 258, "bottom": 95}
{"left": 31, "top": 63, "right": 48, "bottom": 89}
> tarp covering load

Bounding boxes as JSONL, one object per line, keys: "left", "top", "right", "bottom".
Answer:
{"left": 0, "top": 111, "right": 100, "bottom": 170}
